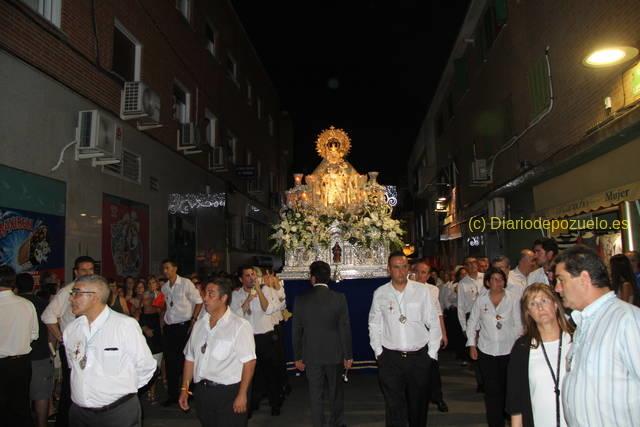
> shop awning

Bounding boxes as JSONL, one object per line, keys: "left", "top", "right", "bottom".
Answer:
{"left": 534, "top": 141, "right": 640, "bottom": 218}
{"left": 440, "top": 223, "right": 462, "bottom": 241}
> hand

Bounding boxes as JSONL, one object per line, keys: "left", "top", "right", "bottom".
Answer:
{"left": 441, "top": 334, "right": 448, "bottom": 349}
{"left": 142, "top": 326, "right": 154, "bottom": 338}
{"left": 469, "top": 346, "right": 478, "bottom": 361}
{"left": 233, "top": 392, "right": 248, "bottom": 413}
{"left": 295, "top": 360, "right": 306, "bottom": 371}
{"left": 178, "top": 389, "right": 190, "bottom": 411}
{"left": 343, "top": 359, "right": 353, "bottom": 369}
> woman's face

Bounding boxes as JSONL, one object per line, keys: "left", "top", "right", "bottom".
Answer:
{"left": 126, "top": 277, "right": 135, "bottom": 290}
{"left": 488, "top": 272, "right": 505, "bottom": 292}
{"left": 148, "top": 278, "right": 158, "bottom": 292}
{"left": 526, "top": 292, "right": 558, "bottom": 325}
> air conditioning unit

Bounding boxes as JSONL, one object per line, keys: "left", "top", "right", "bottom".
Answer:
{"left": 177, "top": 123, "right": 204, "bottom": 154}
{"left": 471, "top": 159, "right": 492, "bottom": 183}
{"left": 208, "top": 146, "right": 227, "bottom": 171}
{"left": 75, "top": 110, "right": 123, "bottom": 160}
{"left": 120, "top": 81, "right": 162, "bottom": 130}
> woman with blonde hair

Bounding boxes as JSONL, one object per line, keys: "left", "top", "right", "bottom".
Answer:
{"left": 507, "top": 283, "right": 574, "bottom": 427}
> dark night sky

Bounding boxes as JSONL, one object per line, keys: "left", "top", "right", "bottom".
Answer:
{"left": 233, "top": 0, "right": 470, "bottom": 186}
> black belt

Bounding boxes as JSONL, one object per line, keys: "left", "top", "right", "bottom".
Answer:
{"left": 0, "top": 354, "right": 29, "bottom": 361}
{"left": 166, "top": 321, "right": 190, "bottom": 327}
{"left": 383, "top": 346, "right": 427, "bottom": 358}
{"left": 79, "top": 393, "right": 136, "bottom": 413}
{"left": 198, "top": 379, "right": 237, "bottom": 388}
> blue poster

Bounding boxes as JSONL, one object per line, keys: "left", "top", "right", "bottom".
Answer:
{"left": 0, "top": 207, "right": 65, "bottom": 275}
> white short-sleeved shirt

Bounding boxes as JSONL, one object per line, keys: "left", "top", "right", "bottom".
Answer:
{"left": 184, "top": 307, "right": 256, "bottom": 385}
{"left": 230, "top": 286, "right": 278, "bottom": 334}
{"left": 63, "top": 306, "right": 157, "bottom": 408}
{"left": 0, "top": 290, "right": 38, "bottom": 357}
{"left": 368, "top": 280, "right": 442, "bottom": 360}
{"left": 41, "top": 282, "right": 76, "bottom": 332}
{"left": 162, "top": 275, "right": 203, "bottom": 325}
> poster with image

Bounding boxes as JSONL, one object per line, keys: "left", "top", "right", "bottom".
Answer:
{"left": 102, "top": 194, "right": 149, "bottom": 279}
{"left": 0, "top": 207, "right": 65, "bottom": 279}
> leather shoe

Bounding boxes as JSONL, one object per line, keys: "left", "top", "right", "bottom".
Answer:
{"left": 271, "top": 406, "right": 281, "bottom": 416}
{"left": 436, "top": 400, "right": 449, "bottom": 412}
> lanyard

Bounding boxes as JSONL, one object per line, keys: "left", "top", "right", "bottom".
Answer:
{"left": 540, "top": 333, "right": 563, "bottom": 427}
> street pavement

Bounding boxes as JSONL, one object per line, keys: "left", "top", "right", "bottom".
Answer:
{"left": 142, "top": 350, "right": 486, "bottom": 427}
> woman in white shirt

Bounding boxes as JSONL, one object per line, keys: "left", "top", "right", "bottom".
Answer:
{"left": 506, "top": 283, "right": 574, "bottom": 427}
{"left": 467, "top": 267, "right": 522, "bottom": 427}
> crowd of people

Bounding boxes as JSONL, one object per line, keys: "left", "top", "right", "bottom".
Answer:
{"left": 1, "top": 237, "right": 640, "bottom": 427}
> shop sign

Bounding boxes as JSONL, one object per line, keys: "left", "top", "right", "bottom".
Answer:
{"left": 623, "top": 61, "right": 640, "bottom": 105}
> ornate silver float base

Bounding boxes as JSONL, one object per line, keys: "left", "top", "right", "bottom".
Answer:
{"left": 279, "top": 238, "right": 390, "bottom": 281}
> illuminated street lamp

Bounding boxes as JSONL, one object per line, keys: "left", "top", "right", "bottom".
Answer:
{"left": 583, "top": 46, "right": 638, "bottom": 68}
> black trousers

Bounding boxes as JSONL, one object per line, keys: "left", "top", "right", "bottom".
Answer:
{"left": 163, "top": 322, "right": 190, "bottom": 401}
{"left": 0, "top": 355, "right": 32, "bottom": 427}
{"left": 429, "top": 358, "right": 443, "bottom": 402}
{"left": 305, "top": 363, "right": 344, "bottom": 427}
{"left": 444, "top": 307, "right": 466, "bottom": 360}
{"left": 250, "top": 332, "right": 280, "bottom": 410}
{"left": 69, "top": 395, "right": 140, "bottom": 427}
{"left": 477, "top": 350, "right": 510, "bottom": 427}
{"left": 56, "top": 345, "right": 72, "bottom": 427}
{"left": 194, "top": 382, "right": 247, "bottom": 427}
{"left": 273, "top": 322, "right": 289, "bottom": 390}
{"left": 378, "top": 347, "right": 431, "bottom": 427}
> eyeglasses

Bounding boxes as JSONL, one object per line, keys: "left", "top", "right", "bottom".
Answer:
{"left": 69, "top": 288, "right": 96, "bottom": 297}
{"left": 527, "top": 298, "right": 553, "bottom": 309}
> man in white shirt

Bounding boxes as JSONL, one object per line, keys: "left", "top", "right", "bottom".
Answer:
{"left": 457, "top": 257, "right": 484, "bottom": 334}
{"left": 369, "top": 252, "right": 441, "bottom": 427}
{"left": 492, "top": 255, "right": 524, "bottom": 299}
{"left": 0, "top": 266, "right": 38, "bottom": 427}
{"left": 508, "top": 249, "right": 535, "bottom": 291}
{"left": 160, "top": 259, "right": 203, "bottom": 406}
{"left": 264, "top": 270, "right": 290, "bottom": 400}
{"left": 230, "top": 265, "right": 281, "bottom": 416}
{"left": 555, "top": 245, "right": 640, "bottom": 426}
{"left": 413, "top": 260, "right": 449, "bottom": 413}
{"left": 528, "top": 238, "right": 558, "bottom": 287}
{"left": 64, "top": 275, "right": 156, "bottom": 427}
{"left": 180, "top": 277, "right": 256, "bottom": 427}
{"left": 41, "top": 255, "right": 95, "bottom": 427}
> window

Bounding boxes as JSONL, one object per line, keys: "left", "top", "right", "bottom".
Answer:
{"left": 257, "top": 97, "right": 262, "bottom": 120}
{"left": 246, "top": 150, "right": 252, "bottom": 165}
{"left": 268, "top": 115, "right": 275, "bottom": 136}
{"left": 257, "top": 161, "right": 262, "bottom": 180}
{"left": 112, "top": 21, "right": 141, "bottom": 82}
{"left": 205, "top": 22, "right": 217, "bottom": 56}
{"left": 247, "top": 82, "right": 253, "bottom": 106}
{"left": 103, "top": 149, "right": 141, "bottom": 183}
{"left": 172, "top": 81, "right": 190, "bottom": 124}
{"left": 226, "top": 53, "right": 238, "bottom": 83}
{"left": 528, "top": 57, "right": 551, "bottom": 119}
{"left": 176, "top": 0, "right": 190, "bottom": 21}
{"left": 204, "top": 110, "right": 218, "bottom": 148}
{"left": 22, "top": 0, "right": 61, "bottom": 27}
{"left": 224, "top": 129, "right": 237, "bottom": 164}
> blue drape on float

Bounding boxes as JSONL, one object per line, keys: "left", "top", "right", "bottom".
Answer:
{"left": 282, "top": 277, "right": 388, "bottom": 371}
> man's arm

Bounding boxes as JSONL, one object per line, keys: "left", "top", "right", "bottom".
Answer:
{"left": 41, "top": 285, "right": 70, "bottom": 343}
{"left": 457, "top": 283, "right": 467, "bottom": 333}
{"left": 425, "top": 292, "right": 442, "bottom": 360}
{"left": 130, "top": 320, "right": 157, "bottom": 389}
{"left": 368, "top": 290, "right": 383, "bottom": 358}
{"left": 338, "top": 294, "right": 353, "bottom": 364}
{"left": 292, "top": 296, "right": 304, "bottom": 364}
{"left": 178, "top": 360, "right": 194, "bottom": 411}
{"left": 233, "top": 359, "right": 256, "bottom": 413}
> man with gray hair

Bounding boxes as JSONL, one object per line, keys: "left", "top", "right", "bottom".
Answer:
{"left": 63, "top": 275, "right": 156, "bottom": 427}
{"left": 508, "top": 249, "right": 535, "bottom": 290}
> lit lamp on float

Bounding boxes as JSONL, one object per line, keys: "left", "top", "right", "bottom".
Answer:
{"left": 402, "top": 244, "right": 415, "bottom": 257}
{"left": 582, "top": 46, "right": 638, "bottom": 68}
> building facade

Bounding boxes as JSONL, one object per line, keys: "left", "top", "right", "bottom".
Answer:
{"left": 409, "top": 0, "right": 640, "bottom": 268}
{"left": 0, "top": 0, "right": 292, "bottom": 282}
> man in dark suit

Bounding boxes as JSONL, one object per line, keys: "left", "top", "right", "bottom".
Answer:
{"left": 293, "top": 261, "right": 353, "bottom": 427}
